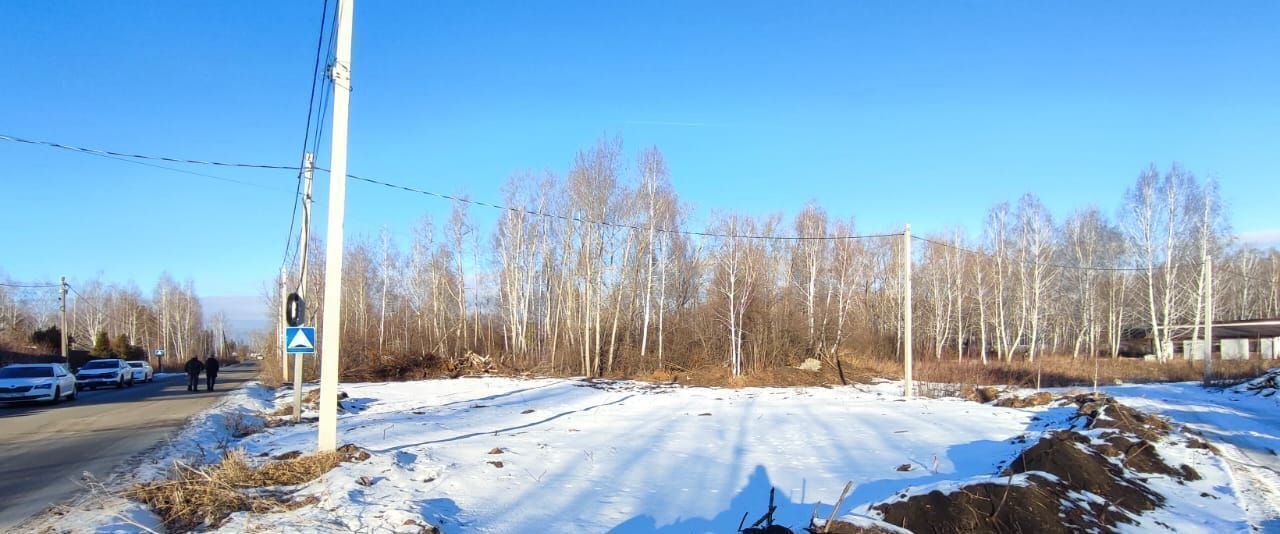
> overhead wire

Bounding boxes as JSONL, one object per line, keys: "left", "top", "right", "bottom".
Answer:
{"left": 909, "top": 234, "right": 1183, "bottom": 273}
{"left": 338, "top": 169, "right": 903, "bottom": 241}
{"left": 282, "top": 0, "right": 335, "bottom": 271}
{"left": 0, "top": 281, "right": 60, "bottom": 289}
{"left": 908, "top": 234, "right": 1280, "bottom": 283}
{"left": 10, "top": 132, "right": 1280, "bottom": 256}
{"left": 65, "top": 284, "right": 112, "bottom": 321}
{"left": 289, "top": 12, "right": 338, "bottom": 271}
{"left": 0, "top": 134, "right": 298, "bottom": 171}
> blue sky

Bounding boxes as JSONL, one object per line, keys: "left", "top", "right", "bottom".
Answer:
{"left": 2, "top": 1, "right": 1278, "bottom": 325}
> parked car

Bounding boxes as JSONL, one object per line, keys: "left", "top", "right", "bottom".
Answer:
{"left": 0, "top": 363, "right": 77, "bottom": 404}
{"left": 76, "top": 359, "right": 134, "bottom": 389}
{"left": 126, "top": 361, "right": 154, "bottom": 383}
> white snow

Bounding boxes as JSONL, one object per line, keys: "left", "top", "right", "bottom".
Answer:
{"left": 1105, "top": 380, "right": 1280, "bottom": 532}
{"left": 39, "top": 375, "right": 1278, "bottom": 533}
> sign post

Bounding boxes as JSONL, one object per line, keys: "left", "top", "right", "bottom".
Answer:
{"left": 286, "top": 326, "right": 316, "bottom": 423}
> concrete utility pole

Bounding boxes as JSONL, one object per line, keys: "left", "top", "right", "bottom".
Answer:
{"left": 1203, "top": 255, "right": 1214, "bottom": 386}
{"left": 318, "top": 0, "right": 355, "bottom": 452}
{"left": 280, "top": 268, "right": 289, "bottom": 383}
{"left": 59, "top": 276, "right": 68, "bottom": 363}
{"left": 294, "top": 152, "right": 314, "bottom": 423}
{"left": 902, "top": 225, "right": 913, "bottom": 398}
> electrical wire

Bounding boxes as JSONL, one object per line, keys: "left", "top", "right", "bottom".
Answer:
{"left": 909, "top": 234, "right": 1182, "bottom": 273}
{"left": 65, "top": 284, "right": 111, "bottom": 320}
{"left": 0, "top": 282, "right": 60, "bottom": 288}
{"left": 2, "top": 131, "right": 908, "bottom": 242}
{"left": 94, "top": 150, "right": 293, "bottom": 192}
{"left": 11, "top": 133, "right": 1278, "bottom": 254}
{"left": 0, "top": 134, "right": 298, "bottom": 171}
{"left": 336, "top": 169, "right": 903, "bottom": 241}
{"left": 1215, "top": 267, "right": 1276, "bottom": 285}
{"left": 282, "top": 0, "right": 336, "bottom": 271}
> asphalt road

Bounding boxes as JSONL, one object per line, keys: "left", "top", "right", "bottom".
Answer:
{"left": 0, "top": 362, "right": 259, "bottom": 529}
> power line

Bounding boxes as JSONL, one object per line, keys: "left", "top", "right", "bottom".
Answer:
{"left": 919, "top": 235, "right": 1280, "bottom": 285}
{"left": 339, "top": 170, "right": 903, "bottom": 242}
{"left": 65, "top": 284, "right": 111, "bottom": 320}
{"left": 93, "top": 149, "right": 293, "bottom": 192}
{"left": 0, "top": 134, "right": 299, "bottom": 171}
{"left": 1, "top": 131, "right": 905, "bottom": 242}
{"left": 282, "top": 0, "right": 335, "bottom": 271}
{"left": 1215, "top": 267, "right": 1275, "bottom": 285}
{"left": 0, "top": 282, "right": 60, "bottom": 289}
{"left": 911, "top": 234, "right": 1205, "bottom": 274}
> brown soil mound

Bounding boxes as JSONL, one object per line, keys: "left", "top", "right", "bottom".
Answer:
{"left": 1069, "top": 394, "right": 1170, "bottom": 442}
{"left": 877, "top": 474, "right": 1105, "bottom": 534}
{"left": 994, "top": 391, "right": 1054, "bottom": 408}
{"left": 1005, "top": 432, "right": 1162, "bottom": 514}
{"left": 965, "top": 386, "right": 1002, "bottom": 403}
{"left": 875, "top": 395, "right": 1202, "bottom": 533}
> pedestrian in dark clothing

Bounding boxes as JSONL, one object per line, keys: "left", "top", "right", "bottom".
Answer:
{"left": 184, "top": 356, "right": 203, "bottom": 392}
{"left": 205, "top": 356, "right": 220, "bottom": 391}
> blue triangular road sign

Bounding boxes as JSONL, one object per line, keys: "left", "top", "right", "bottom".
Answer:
{"left": 286, "top": 327, "right": 315, "bottom": 353}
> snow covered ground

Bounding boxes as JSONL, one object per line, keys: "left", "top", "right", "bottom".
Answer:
{"left": 1106, "top": 378, "right": 1280, "bottom": 532}
{"left": 41, "top": 374, "right": 1279, "bottom": 533}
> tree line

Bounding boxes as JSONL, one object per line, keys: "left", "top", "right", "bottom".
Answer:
{"left": 272, "top": 139, "right": 1280, "bottom": 378}
{"left": 0, "top": 273, "right": 238, "bottom": 365}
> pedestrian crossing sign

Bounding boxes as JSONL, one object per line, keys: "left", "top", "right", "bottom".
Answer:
{"left": 286, "top": 327, "right": 316, "bottom": 354}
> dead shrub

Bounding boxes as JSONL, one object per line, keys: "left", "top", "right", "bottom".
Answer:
{"left": 223, "top": 411, "right": 264, "bottom": 439}
{"left": 125, "top": 448, "right": 358, "bottom": 532}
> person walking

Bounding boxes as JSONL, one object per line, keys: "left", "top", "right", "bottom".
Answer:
{"left": 205, "top": 355, "right": 220, "bottom": 391}
{"left": 184, "top": 356, "right": 203, "bottom": 392}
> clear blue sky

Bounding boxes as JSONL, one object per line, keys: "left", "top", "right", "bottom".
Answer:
{"left": 2, "top": 1, "right": 1278, "bottom": 317}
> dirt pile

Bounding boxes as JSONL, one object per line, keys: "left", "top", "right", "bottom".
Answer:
{"left": 964, "top": 386, "right": 1002, "bottom": 403}
{"left": 1235, "top": 368, "right": 1280, "bottom": 397}
{"left": 994, "top": 391, "right": 1054, "bottom": 408}
{"left": 871, "top": 395, "right": 1201, "bottom": 533}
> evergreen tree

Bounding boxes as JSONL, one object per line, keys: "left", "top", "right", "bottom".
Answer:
{"left": 30, "top": 326, "right": 63, "bottom": 354}
{"left": 112, "top": 333, "right": 132, "bottom": 359}
{"left": 90, "top": 331, "right": 112, "bottom": 358}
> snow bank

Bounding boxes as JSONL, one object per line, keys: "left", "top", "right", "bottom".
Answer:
{"left": 41, "top": 376, "right": 1277, "bottom": 532}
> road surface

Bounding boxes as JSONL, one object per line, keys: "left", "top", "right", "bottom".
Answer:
{"left": 0, "top": 362, "right": 259, "bottom": 529}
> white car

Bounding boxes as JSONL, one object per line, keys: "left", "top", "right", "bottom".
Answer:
{"left": 0, "top": 363, "right": 77, "bottom": 404}
{"left": 126, "top": 361, "right": 154, "bottom": 383}
{"left": 76, "top": 358, "right": 135, "bottom": 389}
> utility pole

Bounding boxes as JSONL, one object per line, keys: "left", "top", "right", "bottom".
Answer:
{"left": 160, "top": 284, "right": 169, "bottom": 373}
{"left": 903, "top": 225, "right": 913, "bottom": 398}
{"left": 280, "top": 268, "right": 289, "bottom": 383}
{"left": 59, "top": 276, "right": 68, "bottom": 365}
{"left": 1203, "top": 255, "right": 1214, "bottom": 386}
{"left": 294, "top": 152, "right": 314, "bottom": 423}
{"left": 318, "top": 0, "right": 354, "bottom": 452}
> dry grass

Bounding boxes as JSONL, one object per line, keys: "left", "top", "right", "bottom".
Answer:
{"left": 605, "top": 355, "right": 1271, "bottom": 390}
{"left": 124, "top": 450, "right": 344, "bottom": 532}
{"left": 910, "top": 356, "right": 1271, "bottom": 389}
